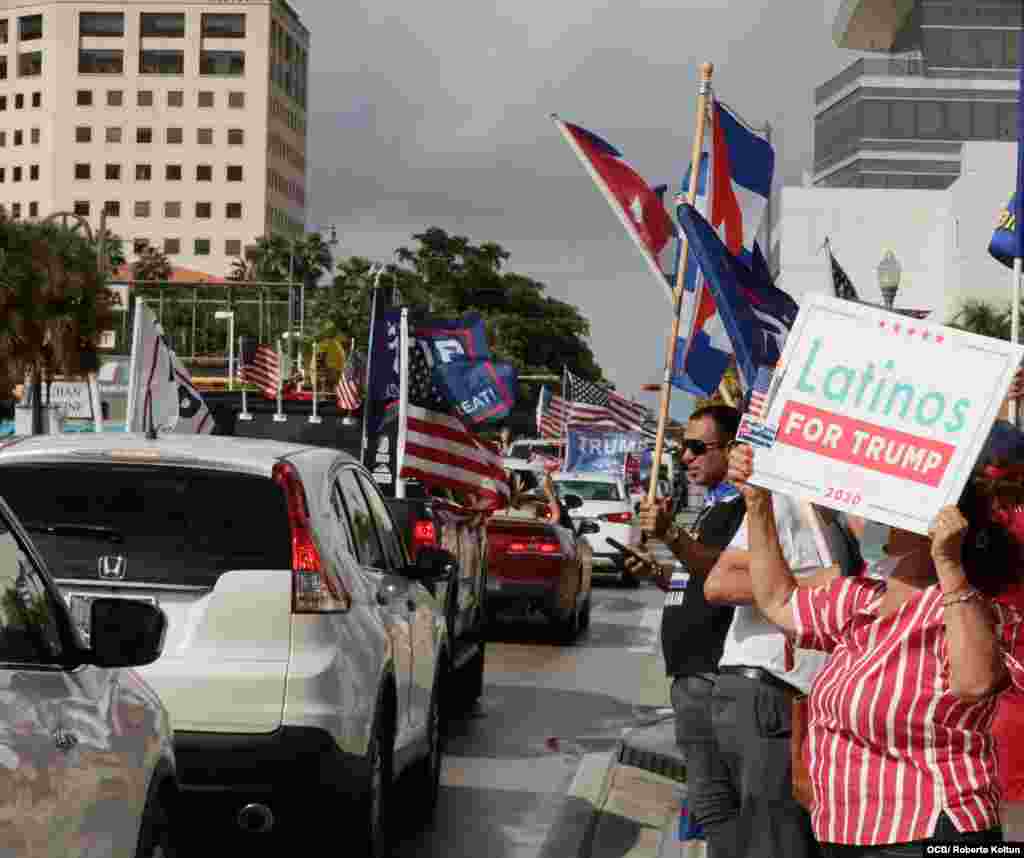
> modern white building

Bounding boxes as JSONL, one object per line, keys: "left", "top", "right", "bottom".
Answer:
{"left": 0, "top": 0, "right": 309, "bottom": 280}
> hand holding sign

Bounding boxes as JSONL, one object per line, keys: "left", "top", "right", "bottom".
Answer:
{"left": 726, "top": 442, "right": 768, "bottom": 505}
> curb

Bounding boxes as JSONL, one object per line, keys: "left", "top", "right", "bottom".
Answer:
{"left": 538, "top": 748, "right": 620, "bottom": 858}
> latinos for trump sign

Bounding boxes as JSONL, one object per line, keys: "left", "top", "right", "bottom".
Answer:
{"left": 565, "top": 428, "right": 648, "bottom": 475}
{"left": 747, "top": 294, "right": 1024, "bottom": 535}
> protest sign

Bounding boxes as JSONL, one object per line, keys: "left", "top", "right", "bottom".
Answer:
{"left": 747, "top": 294, "right": 1024, "bottom": 535}
{"left": 565, "top": 427, "right": 648, "bottom": 475}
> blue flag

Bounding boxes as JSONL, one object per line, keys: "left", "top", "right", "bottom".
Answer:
{"left": 366, "top": 309, "right": 403, "bottom": 434}
{"left": 564, "top": 427, "right": 648, "bottom": 475}
{"left": 1017, "top": 25, "right": 1024, "bottom": 262}
{"left": 416, "top": 313, "right": 491, "bottom": 364}
{"left": 429, "top": 356, "right": 518, "bottom": 427}
{"left": 676, "top": 203, "right": 795, "bottom": 392}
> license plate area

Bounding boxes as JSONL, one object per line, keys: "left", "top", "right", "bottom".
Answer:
{"left": 66, "top": 592, "right": 158, "bottom": 643}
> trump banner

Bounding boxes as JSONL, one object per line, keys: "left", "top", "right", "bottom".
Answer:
{"left": 745, "top": 294, "right": 1024, "bottom": 535}
{"left": 565, "top": 428, "right": 649, "bottom": 475}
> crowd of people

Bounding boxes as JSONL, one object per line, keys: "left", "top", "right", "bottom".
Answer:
{"left": 626, "top": 396, "right": 1024, "bottom": 857}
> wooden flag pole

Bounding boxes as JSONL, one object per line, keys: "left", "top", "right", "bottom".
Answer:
{"left": 647, "top": 61, "right": 715, "bottom": 506}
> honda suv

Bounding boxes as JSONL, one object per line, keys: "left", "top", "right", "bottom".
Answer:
{"left": 0, "top": 434, "right": 453, "bottom": 855}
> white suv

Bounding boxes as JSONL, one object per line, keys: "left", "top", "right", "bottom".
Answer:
{"left": 0, "top": 494, "right": 176, "bottom": 856}
{"left": 0, "top": 433, "right": 452, "bottom": 855}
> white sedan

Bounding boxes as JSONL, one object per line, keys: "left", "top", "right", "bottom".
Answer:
{"left": 551, "top": 472, "right": 641, "bottom": 586}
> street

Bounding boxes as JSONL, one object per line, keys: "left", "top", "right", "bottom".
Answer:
{"left": 177, "top": 580, "right": 670, "bottom": 857}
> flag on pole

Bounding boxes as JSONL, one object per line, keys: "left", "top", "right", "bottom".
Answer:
{"left": 239, "top": 344, "right": 281, "bottom": 399}
{"left": 566, "top": 371, "right": 656, "bottom": 435}
{"left": 826, "top": 240, "right": 859, "bottom": 300}
{"left": 537, "top": 386, "right": 569, "bottom": 439}
{"left": 552, "top": 115, "right": 676, "bottom": 304}
{"left": 746, "top": 365, "right": 774, "bottom": 420}
{"left": 336, "top": 350, "right": 365, "bottom": 411}
{"left": 399, "top": 339, "right": 510, "bottom": 509}
{"left": 126, "top": 301, "right": 213, "bottom": 434}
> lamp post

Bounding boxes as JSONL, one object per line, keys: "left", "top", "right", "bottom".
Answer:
{"left": 214, "top": 311, "right": 235, "bottom": 391}
{"left": 877, "top": 249, "right": 902, "bottom": 311}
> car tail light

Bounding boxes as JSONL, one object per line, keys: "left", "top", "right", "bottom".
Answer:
{"left": 599, "top": 511, "right": 634, "bottom": 524}
{"left": 273, "top": 462, "right": 351, "bottom": 614}
{"left": 412, "top": 519, "right": 437, "bottom": 558}
{"left": 491, "top": 534, "right": 563, "bottom": 557}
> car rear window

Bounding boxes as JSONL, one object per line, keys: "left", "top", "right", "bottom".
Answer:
{"left": 554, "top": 481, "right": 622, "bottom": 501}
{"left": 0, "top": 464, "right": 292, "bottom": 586}
{"left": 509, "top": 442, "right": 562, "bottom": 460}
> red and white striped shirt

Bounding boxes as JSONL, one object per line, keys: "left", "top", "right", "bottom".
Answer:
{"left": 792, "top": 577, "right": 1024, "bottom": 846}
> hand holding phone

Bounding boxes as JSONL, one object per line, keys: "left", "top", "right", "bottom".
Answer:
{"left": 606, "top": 537, "right": 655, "bottom": 566}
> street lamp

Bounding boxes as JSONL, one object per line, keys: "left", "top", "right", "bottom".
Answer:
{"left": 214, "top": 311, "right": 235, "bottom": 391}
{"left": 877, "top": 249, "right": 902, "bottom": 311}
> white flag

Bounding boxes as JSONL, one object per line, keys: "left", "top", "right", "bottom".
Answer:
{"left": 126, "top": 301, "right": 214, "bottom": 434}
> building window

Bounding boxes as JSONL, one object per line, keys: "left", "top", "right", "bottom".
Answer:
{"left": 136, "top": 127, "right": 152, "bottom": 144}
{"left": 13, "top": 130, "right": 21, "bottom": 146}
{"left": 200, "top": 50, "right": 245, "bottom": 77}
{"left": 79, "top": 12, "right": 124, "bottom": 37}
{"left": 133, "top": 201, "right": 150, "bottom": 218}
{"left": 0, "top": 20, "right": 7, "bottom": 44}
{"left": 163, "top": 237, "right": 180, "bottom": 255}
{"left": 227, "top": 128, "right": 244, "bottom": 145}
{"left": 132, "top": 238, "right": 149, "bottom": 254}
{"left": 197, "top": 128, "right": 213, "bottom": 145}
{"left": 0, "top": 167, "right": 5, "bottom": 181}
{"left": 107, "top": 90, "right": 123, "bottom": 107}
{"left": 0, "top": 132, "right": 6, "bottom": 147}
{"left": 202, "top": 13, "right": 245, "bottom": 38}
{"left": 196, "top": 164, "right": 212, "bottom": 181}
{"left": 76, "top": 90, "right": 93, "bottom": 106}
{"left": 140, "top": 13, "right": 184, "bottom": 38}
{"left": 105, "top": 126, "right": 121, "bottom": 144}
{"left": 11, "top": 203, "right": 19, "bottom": 218}
{"left": 135, "top": 163, "right": 151, "bottom": 181}
{"left": 12, "top": 166, "right": 21, "bottom": 182}
{"left": 166, "top": 127, "right": 183, "bottom": 144}
{"left": 105, "top": 163, "right": 120, "bottom": 181}
{"left": 30, "top": 92, "right": 39, "bottom": 108}
{"left": 226, "top": 202, "right": 242, "bottom": 219}
{"left": 195, "top": 201, "right": 212, "bottom": 219}
{"left": 18, "top": 14, "right": 42, "bottom": 41}
{"left": 164, "top": 201, "right": 181, "bottom": 218}
{"left": 28, "top": 201, "right": 37, "bottom": 218}
{"left": 226, "top": 165, "right": 243, "bottom": 182}
{"left": 137, "top": 90, "right": 153, "bottom": 107}
{"left": 228, "top": 91, "right": 245, "bottom": 109}
{"left": 165, "top": 164, "right": 182, "bottom": 181}
{"left": 140, "top": 50, "right": 184, "bottom": 75}
{"left": 29, "top": 165, "right": 37, "bottom": 180}
{"left": 73, "top": 200, "right": 90, "bottom": 216}
{"left": 0, "top": 96, "right": 6, "bottom": 111}
{"left": 29, "top": 128, "right": 38, "bottom": 144}
{"left": 78, "top": 49, "right": 122, "bottom": 75}
{"left": 0, "top": 57, "right": 6, "bottom": 80}
{"left": 74, "top": 163, "right": 91, "bottom": 180}
{"left": 167, "top": 90, "right": 183, "bottom": 108}
{"left": 104, "top": 200, "right": 120, "bottom": 217}
{"left": 14, "top": 94, "right": 22, "bottom": 109}
{"left": 194, "top": 238, "right": 211, "bottom": 256}
{"left": 225, "top": 239, "right": 242, "bottom": 256}
{"left": 198, "top": 91, "right": 214, "bottom": 108}
{"left": 18, "top": 52, "right": 42, "bottom": 77}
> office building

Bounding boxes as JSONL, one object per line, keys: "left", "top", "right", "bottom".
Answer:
{"left": 0, "top": 0, "right": 309, "bottom": 280}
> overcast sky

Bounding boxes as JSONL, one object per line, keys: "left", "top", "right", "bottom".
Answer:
{"left": 304, "top": 0, "right": 859, "bottom": 417}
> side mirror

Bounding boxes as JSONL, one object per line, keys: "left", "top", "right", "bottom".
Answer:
{"left": 411, "top": 546, "right": 457, "bottom": 582}
{"left": 577, "top": 519, "right": 601, "bottom": 536}
{"left": 562, "top": 493, "right": 583, "bottom": 511}
{"left": 88, "top": 598, "right": 167, "bottom": 669}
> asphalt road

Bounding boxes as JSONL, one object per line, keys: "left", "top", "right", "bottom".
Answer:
{"left": 175, "top": 579, "right": 670, "bottom": 857}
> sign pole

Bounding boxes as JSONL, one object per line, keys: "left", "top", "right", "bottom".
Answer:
{"left": 647, "top": 61, "right": 715, "bottom": 505}
{"left": 359, "top": 264, "right": 384, "bottom": 467}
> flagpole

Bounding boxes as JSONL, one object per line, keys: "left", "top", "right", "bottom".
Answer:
{"left": 309, "top": 341, "right": 322, "bottom": 424}
{"left": 125, "top": 296, "right": 144, "bottom": 432}
{"left": 273, "top": 338, "right": 286, "bottom": 422}
{"left": 238, "top": 336, "right": 252, "bottom": 421}
{"left": 560, "top": 365, "right": 568, "bottom": 467}
{"left": 648, "top": 62, "right": 715, "bottom": 506}
{"left": 359, "top": 263, "right": 384, "bottom": 468}
{"left": 395, "top": 308, "right": 410, "bottom": 499}
{"left": 552, "top": 114, "right": 676, "bottom": 307}
{"left": 1013, "top": 258, "right": 1021, "bottom": 426}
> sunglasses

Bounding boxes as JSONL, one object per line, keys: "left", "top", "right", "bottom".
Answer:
{"left": 680, "top": 439, "right": 723, "bottom": 457}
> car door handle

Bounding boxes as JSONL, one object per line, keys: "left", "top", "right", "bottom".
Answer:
{"left": 54, "top": 728, "right": 78, "bottom": 752}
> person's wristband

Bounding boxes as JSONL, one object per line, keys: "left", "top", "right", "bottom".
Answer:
{"left": 942, "top": 587, "right": 982, "bottom": 608}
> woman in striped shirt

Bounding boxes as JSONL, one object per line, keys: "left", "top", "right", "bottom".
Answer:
{"left": 727, "top": 441, "right": 1024, "bottom": 856}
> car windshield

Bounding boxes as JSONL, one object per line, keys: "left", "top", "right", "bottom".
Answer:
{"left": 554, "top": 481, "right": 622, "bottom": 502}
{"left": 0, "top": 464, "right": 292, "bottom": 586}
{"left": 509, "top": 442, "right": 562, "bottom": 460}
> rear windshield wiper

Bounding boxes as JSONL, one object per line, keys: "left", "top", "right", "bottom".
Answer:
{"left": 22, "top": 523, "right": 125, "bottom": 544}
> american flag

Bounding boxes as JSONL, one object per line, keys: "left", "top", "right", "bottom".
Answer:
{"left": 537, "top": 386, "right": 570, "bottom": 439}
{"left": 827, "top": 244, "right": 859, "bottom": 301}
{"left": 747, "top": 365, "right": 774, "bottom": 420}
{"left": 238, "top": 344, "right": 280, "bottom": 399}
{"left": 400, "top": 341, "right": 510, "bottom": 510}
{"left": 335, "top": 350, "right": 365, "bottom": 411}
{"left": 567, "top": 371, "right": 654, "bottom": 434}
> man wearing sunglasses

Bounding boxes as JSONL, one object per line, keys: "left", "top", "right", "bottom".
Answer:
{"left": 625, "top": 404, "right": 746, "bottom": 858}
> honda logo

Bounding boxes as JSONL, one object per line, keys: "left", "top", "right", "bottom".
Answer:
{"left": 98, "top": 555, "right": 127, "bottom": 581}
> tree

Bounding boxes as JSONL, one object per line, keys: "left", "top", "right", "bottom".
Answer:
{"left": 131, "top": 242, "right": 172, "bottom": 282}
{"left": 0, "top": 215, "right": 116, "bottom": 432}
{"left": 95, "top": 228, "right": 126, "bottom": 274}
{"left": 947, "top": 298, "right": 1011, "bottom": 340}
{"left": 228, "top": 232, "right": 334, "bottom": 284}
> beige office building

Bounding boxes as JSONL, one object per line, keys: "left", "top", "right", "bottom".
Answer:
{"left": 0, "top": 0, "right": 308, "bottom": 281}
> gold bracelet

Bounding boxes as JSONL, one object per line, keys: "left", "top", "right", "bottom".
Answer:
{"left": 942, "top": 588, "right": 982, "bottom": 608}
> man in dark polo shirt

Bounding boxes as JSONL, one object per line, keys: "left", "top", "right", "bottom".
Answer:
{"left": 627, "top": 404, "right": 745, "bottom": 858}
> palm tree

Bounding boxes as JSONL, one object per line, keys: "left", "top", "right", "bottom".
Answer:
{"left": 0, "top": 215, "right": 116, "bottom": 433}
{"left": 947, "top": 298, "right": 1011, "bottom": 340}
{"left": 227, "top": 232, "right": 334, "bottom": 284}
{"left": 131, "top": 242, "right": 173, "bottom": 282}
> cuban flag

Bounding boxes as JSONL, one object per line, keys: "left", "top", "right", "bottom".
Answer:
{"left": 672, "top": 101, "right": 774, "bottom": 397}
{"left": 553, "top": 115, "right": 677, "bottom": 303}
